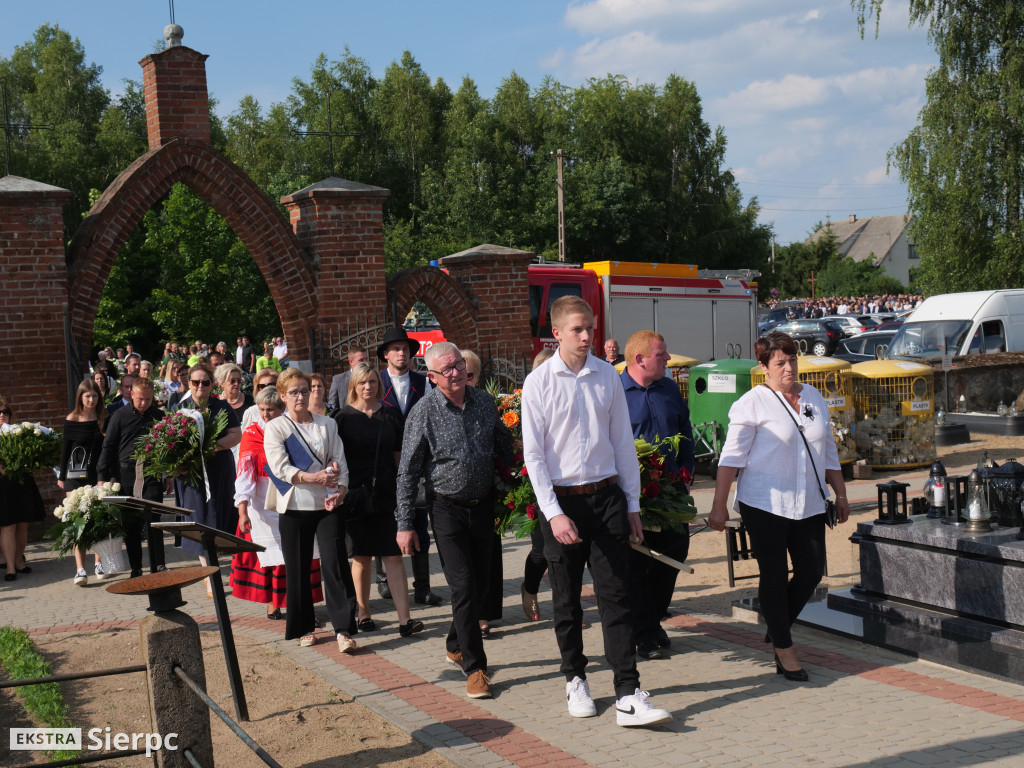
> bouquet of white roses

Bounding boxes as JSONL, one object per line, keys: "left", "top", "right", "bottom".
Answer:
{"left": 45, "top": 483, "right": 139, "bottom": 556}
{"left": 0, "top": 422, "right": 61, "bottom": 482}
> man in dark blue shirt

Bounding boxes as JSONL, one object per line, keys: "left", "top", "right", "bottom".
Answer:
{"left": 619, "top": 330, "right": 695, "bottom": 660}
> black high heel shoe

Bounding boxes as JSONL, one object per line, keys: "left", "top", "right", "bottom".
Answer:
{"left": 774, "top": 652, "right": 809, "bottom": 682}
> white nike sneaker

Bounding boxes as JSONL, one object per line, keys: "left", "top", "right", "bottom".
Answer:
{"left": 615, "top": 688, "right": 672, "bottom": 727}
{"left": 566, "top": 676, "right": 597, "bottom": 718}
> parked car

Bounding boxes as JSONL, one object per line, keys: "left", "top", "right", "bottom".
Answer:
{"left": 833, "top": 330, "right": 898, "bottom": 363}
{"left": 821, "top": 315, "right": 879, "bottom": 338}
{"left": 768, "top": 319, "right": 843, "bottom": 357}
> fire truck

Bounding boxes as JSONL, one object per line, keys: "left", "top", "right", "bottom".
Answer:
{"left": 407, "top": 260, "right": 760, "bottom": 362}
{"left": 530, "top": 261, "right": 759, "bottom": 360}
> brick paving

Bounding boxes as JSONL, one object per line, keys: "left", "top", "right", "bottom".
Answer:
{"left": 5, "top": 457, "right": 1024, "bottom": 767}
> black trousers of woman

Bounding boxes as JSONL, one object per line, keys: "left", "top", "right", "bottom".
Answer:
{"left": 279, "top": 507, "right": 354, "bottom": 640}
{"left": 738, "top": 501, "right": 826, "bottom": 649}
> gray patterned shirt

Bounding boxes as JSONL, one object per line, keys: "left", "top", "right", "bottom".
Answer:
{"left": 395, "top": 386, "right": 512, "bottom": 531}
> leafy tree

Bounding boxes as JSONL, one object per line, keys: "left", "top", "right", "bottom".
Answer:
{"left": 854, "top": 1, "right": 1024, "bottom": 292}
{"left": 0, "top": 24, "right": 113, "bottom": 238}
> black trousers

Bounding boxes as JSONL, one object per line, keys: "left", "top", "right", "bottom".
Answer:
{"left": 738, "top": 501, "right": 826, "bottom": 649}
{"left": 541, "top": 483, "right": 639, "bottom": 698}
{"left": 431, "top": 496, "right": 493, "bottom": 675}
{"left": 522, "top": 525, "right": 547, "bottom": 595}
{"left": 629, "top": 525, "right": 689, "bottom": 646}
{"left": 118, "top": 464, "right": 166, "bottom": 573}
{"left": 279, "top": 508, "right": 354, "bottom": 640}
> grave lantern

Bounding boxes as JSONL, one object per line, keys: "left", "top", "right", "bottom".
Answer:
{"left": 943, "top": 475, "right": 968, "bottom": 527}
{"left": 964, "top": 469, "right": 993, "bottom": 533}
{"left": 876, "top": 480, "right": 911, "bottom": 525}
{"left": 923, "top": 460, "right": 947, "bottom": 519}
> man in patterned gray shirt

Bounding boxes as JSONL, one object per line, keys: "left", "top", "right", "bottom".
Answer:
{"left": 396, "top": 342, "right": 512, "bottom": 700}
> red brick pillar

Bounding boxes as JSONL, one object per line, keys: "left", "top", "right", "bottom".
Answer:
{"left": 440, "top": 244, "right": 534, "bottom": 363}
{"left": 0, "top": 176, "right": 72, "bottom": 519}
{"left": 0, "top": 177, "right": 72, "bottom": 426}
{"left": 139, "top": 46, "right": 211, "bottom": 149}
{"left": 281, "top": 179, "right": 391, "bottom": 337}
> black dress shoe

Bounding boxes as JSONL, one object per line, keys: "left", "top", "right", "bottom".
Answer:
{"left": 774, "top": 652, "right": 809, "bottom": 682}
{"left": 415, "top": 591, "right": 443, "bottom": 606}
{"left": 16, "top": 565, "right": 31, "bottom": 574}
{"left": 656, "top": 628, "right": 671, "bottom": 648}
{"left": 399, "top": 619, "right": 425, "bottom": 637}
{"left": 130, "top": 569, "right": 143, "bottom": 578}
{"left": 266, "top": 608, "right": 282, "bottom": 620}
{"left": 637, "top": 642, "right": 664, "bottom": 660}
{"left": 377, "top": 581, "right": 392, "bottom": 600}
{"left": 4, "top": 573, "right": 15, "bottom": 582}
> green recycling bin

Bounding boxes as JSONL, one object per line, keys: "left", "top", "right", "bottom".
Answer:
{"left": 687, "top": 358, "right": 759, "bottom": 478}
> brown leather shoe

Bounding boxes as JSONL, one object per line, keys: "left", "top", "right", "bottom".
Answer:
{"left": 521, "top": 585, "right": 540, "bottom": 621}
{"left": 446, "top": 650, "right": 466, "bottom": 674}
{"left": 466, "top": 670, "right": 492, "bottom": 699}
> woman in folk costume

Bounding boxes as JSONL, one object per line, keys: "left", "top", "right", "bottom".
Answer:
{"left": 230, "top": 386, "right": 323, "bottom": 618}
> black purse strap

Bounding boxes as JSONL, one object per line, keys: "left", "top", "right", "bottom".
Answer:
{"left": 761, "top": 384, "right": 828, "bottom": 502}
{"left": 286, "top": 416, "right": 326, "bottom": 468}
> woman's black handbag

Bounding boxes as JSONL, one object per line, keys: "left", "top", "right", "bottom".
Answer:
{"left": 65, "top": 446, "right": 90, "bottom": 481}
{"left": 337, "top": 412, "right": 384, "bottom": 522}
{"left": 340, "top": 484, "right": 377, "bottom": 522}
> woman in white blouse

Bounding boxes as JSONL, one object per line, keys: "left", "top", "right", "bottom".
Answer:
{"left": 264, "top": 368, "right": 356, "bottom": 652}
{"left": 709, "top": 332, "right": 850, "bottom": 681}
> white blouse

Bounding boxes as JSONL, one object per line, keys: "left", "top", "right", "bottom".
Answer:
{"left": 718, "top": 384, "right": 841, "bottom": 520}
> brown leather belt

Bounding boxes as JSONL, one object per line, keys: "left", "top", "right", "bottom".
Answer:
{"left": 552, "top": 477, "right": 616, "bottom": 497}
{"left": 433, "top": 492, "right": 484, "bottom": 508}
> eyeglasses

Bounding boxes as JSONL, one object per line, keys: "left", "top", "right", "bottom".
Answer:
{"left": 285, "top": 388, "right": 310, "bottom": 398}
{"left": 429, "top": 359, "right": 467, "bottom": 378}
{"left": 189, "top": 379, "right": 212, "bottom": 387}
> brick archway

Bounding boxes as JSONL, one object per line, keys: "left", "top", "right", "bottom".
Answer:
{"left": 388, "top": 267, "right": 479, "bottom": 353}
{"left": 67, "top": 138, "right": 315, "bottom": 357}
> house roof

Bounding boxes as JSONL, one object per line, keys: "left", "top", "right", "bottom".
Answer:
{"left": 806, "top": 214, "right": 912, "bottom": 266}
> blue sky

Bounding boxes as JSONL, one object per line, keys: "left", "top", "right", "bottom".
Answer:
{"left": 1, "top": 1, "right": 936, "bottom": 246}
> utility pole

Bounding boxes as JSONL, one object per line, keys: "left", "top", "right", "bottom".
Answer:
{"left": 770, "top": 235, "right": 775, "bottom": 274}
{"left": 553, "top": 148, "right": 566, "bottom": 262}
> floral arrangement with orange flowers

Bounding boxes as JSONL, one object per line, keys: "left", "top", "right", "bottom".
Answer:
{"left": 488, "top": 385, "right": 541, "bottom": 538}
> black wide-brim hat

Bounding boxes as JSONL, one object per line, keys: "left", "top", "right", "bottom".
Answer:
{"left": 377, "top": 326, "right": 420, "bottom": 360}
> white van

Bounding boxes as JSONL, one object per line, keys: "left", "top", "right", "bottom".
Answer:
{"left": 886, "top": 290, "right": 1024, "bottom": 359}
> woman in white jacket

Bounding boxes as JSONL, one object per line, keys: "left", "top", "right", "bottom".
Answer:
{"left": 264, "top": 368, "right": 356, "bottom": 651}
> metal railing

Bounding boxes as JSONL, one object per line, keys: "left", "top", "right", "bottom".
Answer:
{"left": 2, "top": 665, "right": 149, "bottom": 768}
{"left": 173, "top": 665, "right": 283, "bottom": 768}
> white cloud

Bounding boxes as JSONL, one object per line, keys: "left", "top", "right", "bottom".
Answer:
{"left": 858, "top": 165, "right": 892, "bottom": 185}
{"left": 569, "top": 30, "right": 687, "bottom": 83}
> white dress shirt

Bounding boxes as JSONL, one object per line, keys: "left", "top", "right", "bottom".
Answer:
{"left": 718, "top": 384, "right": 841, "bottom": 520}
{"left": 521, "top": 352, "right": 642, "bottom": 520}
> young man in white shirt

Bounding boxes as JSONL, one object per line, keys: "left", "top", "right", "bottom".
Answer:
{"left": 521, "top": 295, "right": 672, "bottom": 728}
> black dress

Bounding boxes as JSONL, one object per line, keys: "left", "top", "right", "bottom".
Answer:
{"left": 226, "top": 394, "right": 254, "bottom": 425}
{"left": 58, "top": 419, "right": 104, "bottom": 493}
{"left": 172, "top": 396, "right": 241, "bottom": 556}
{"left": 335, "top": 405, "right": 403, "bottom": 557}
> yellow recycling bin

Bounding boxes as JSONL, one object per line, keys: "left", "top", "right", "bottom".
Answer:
{"left": 850, "top": 359, "right": 936, "bottom": 469}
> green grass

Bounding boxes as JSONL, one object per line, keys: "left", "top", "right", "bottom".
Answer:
{"left": 0, "top": 626, "right": 79, "bottom": 760}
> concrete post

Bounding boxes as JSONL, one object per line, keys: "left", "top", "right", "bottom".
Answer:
{"left": 140, "top": 611, "right": 214, "bottom": 768}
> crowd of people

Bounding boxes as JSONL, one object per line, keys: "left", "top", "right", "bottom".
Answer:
{"left": 766, "top": 293, "right": 923, "bottom": 318}
{"left": 1, "top": 316, "right": 847, "bottom": 727}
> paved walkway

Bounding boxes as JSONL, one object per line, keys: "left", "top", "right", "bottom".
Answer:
{"left": 5, "top": 461, "right": 1024, "bottom": 767}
